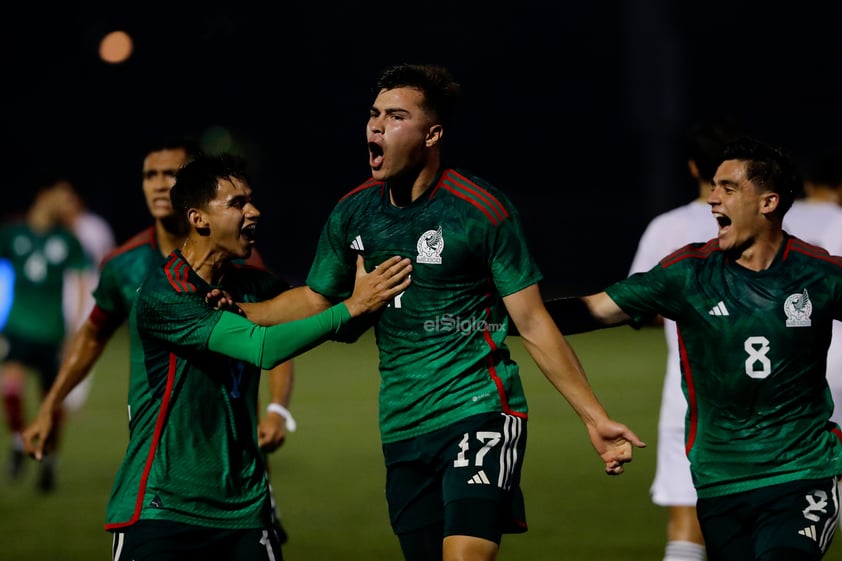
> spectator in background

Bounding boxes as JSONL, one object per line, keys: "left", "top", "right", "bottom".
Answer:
{"left": 0, "top": 171, "right": 89, "bottom": 492}
{"left": 52, "top": 179, "right": 116, "bottom": 412}
{"left": 628, "top": 117, "right": 743, "bottom": 561}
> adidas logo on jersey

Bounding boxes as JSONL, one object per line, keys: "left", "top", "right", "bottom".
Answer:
{"left": 708, "top": 301, "right": 729, "bottom": 316}
{"left": 798, "top": 525, "right": 817, "bottom": 541}
{"left": 467, "top": 470, "right": 491, "bottom": 485}
{"left": 350, "top": 235, "right": 364, "bottom": 251}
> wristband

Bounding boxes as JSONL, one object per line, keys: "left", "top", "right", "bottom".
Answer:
{"left": 267, "top": 403, "right": 297, "bottom": 432}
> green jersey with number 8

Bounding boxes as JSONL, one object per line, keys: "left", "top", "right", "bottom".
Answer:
{"left": 606, "top": 234, "right": 842, "bottom": 498}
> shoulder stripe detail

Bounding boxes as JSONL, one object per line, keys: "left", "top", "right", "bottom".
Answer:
{"left": 101, "top": 226, "right": 157, "bottom": 267}
{"left": 784, "top": 237, "right": 842, "bottom": 265}
{"left": 164, "top": 255, "right": 197, "bottom": 293}
{"left": 660, "top": 239, "right": 719, "bottom": 268}
{"left": 338, "top": 178, "right": 383, "bottom": 202}
{"left": 437, "top": 170, "right": 510, "bottom": 226}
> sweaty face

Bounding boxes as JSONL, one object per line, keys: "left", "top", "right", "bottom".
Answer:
{"left": 366, "top": 87, "right": 435, "bottom": 182}
{"left": 201, "top": 177, "right": 260, "bottom": 260}
{"left": 142, "top": 148, "right": 189, "bottom": 220}
{"left": 708, "top": 159, "right": 769, "bottom": 252}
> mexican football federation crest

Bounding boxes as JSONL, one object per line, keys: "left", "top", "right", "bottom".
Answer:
{"left": 416, "top": 225, "right": 444, "bottom": 264}
{"left": 784, "top": 289, "right": 812, "bottom": 327}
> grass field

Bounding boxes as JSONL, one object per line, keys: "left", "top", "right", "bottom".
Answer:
{"left": 1, "top": 324, "right": 839, "bottom": 560}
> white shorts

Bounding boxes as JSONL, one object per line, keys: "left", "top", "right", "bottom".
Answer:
{"left": 649, "top": 363, "right": 697, "bottom": 507}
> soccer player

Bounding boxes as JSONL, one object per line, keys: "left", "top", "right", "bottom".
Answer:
{"left": 543, "top": 136, "right": 842, "bottom": 560}
{"left": 628, "top": 118, "right": 742, "bottom": 561}
{"left": 230, "top": 63, "right": 646, "bottom": 561}
{"left": 105, "top": 153, "right": 411, "bottom": 559}
{"left": 0, "top": 174, "right": 89, "bottom": 492}
{"left": 21, "top": 138, "right": 293, "bottom": 511}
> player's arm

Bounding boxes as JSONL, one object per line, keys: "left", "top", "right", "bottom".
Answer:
{"left": 508, "top": 291, "right": 632, "bottom": 336}
{"left": 22, "top": 310, "right": 122, "bottom": 460}
{"left": 259, "top": 360, "right": 295, "bottom": 452}
{"left": 503, "top": 285, "right": 645, "bottom": 475}
{"left": 238, "top": 255, "right": 409, "bottom": 326}
{"left": 210, "top": 255, "right": 411, "bottom": 368}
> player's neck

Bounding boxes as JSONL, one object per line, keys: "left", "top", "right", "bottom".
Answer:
{"left": 155, "top": 218, "right": 188, "bottom": 257}
{"left": 388, "top": 161, "right": 441, "bottom": 208}
{"left": 180, "top": 240, "right": 227, "bottom": 285}
{"left": 734, "top": 229, "right": 785, "bottom": 272}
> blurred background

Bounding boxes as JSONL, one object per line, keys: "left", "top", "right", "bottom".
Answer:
{"left": 2, "top": 1, "right": 841, "bottom": 290}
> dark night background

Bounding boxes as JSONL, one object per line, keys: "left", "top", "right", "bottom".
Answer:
{"left": 3, "top": 1, "right": 841, "bottom": 292}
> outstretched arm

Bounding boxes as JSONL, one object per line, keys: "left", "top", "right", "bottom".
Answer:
{"left": 209, "top": 255, "right": 412, "bottom": 369}
{"left": 504, "top": 285, "right": 645, "bottom": 474}
{"left": 509, "top": 291, "right": 632, "bottom": 336}
{"left": 238, "top": 255, "right": 411, "bottom": 326}
{"left": 23, "top": 314, "right": 121, "bottom": 460}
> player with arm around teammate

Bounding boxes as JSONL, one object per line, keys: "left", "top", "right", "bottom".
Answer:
{"left": 106, "top": 153, "right": 411, "bottom": 560}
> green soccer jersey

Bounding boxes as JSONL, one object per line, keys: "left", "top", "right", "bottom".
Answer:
{"left": 105, "top": 250, "right": 352, "bottom": 530}
{"left": 606, "top": 235, "right": 842, "bottom": 498}
{"left": 92, "top": 226, "right": 270, "bottom": 331}
{"left": 0, "top": 221, "right": 87, "bottom": 344}
{"left": 306, "top": 168, "right": 542, "bottom": 443}
{"left": 91, "top": 227, "right": 166, "bottom": 328}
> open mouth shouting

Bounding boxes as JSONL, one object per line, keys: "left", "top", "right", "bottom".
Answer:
{"left": 368, "top": 141, "right": 384, "bottom": 170}
{"left": 713, "top": 212, "right": 731, "bottom": 236}
{"left": 242, "top": 223, "right": 257, "bottom": 243}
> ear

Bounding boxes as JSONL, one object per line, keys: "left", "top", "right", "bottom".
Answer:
{"left": 425, "top": 123, "right": 443, "bottom": 148}
{"left": 187, "top": 207, "right": 209, "bottom": 230}
{"left": 760, "top": 192, "right": 780, "bottom": 216}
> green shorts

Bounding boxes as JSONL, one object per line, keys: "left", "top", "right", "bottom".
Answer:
{"left": 383, "top": 411, "right": 528, "bottom": 542}
{"left": 697, "top": 476, "right": 839, "bottom": 560}
{"left": 111, "top": 520, "right": 284, "bottom": 561}
{"left": 0, "top": 333, "right": 60, "bottom": 390}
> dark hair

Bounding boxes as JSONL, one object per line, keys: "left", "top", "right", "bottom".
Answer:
{"left": 169, "top": 153, "right": 251, "bottom": 217}
{"left": 375, "top": 63, "right": 462, "bottom": 129}
{"left": 143, "top": 135, "right": 204, "bottom": 163}
{"left": 717, "top": 136, "right": 801, "bottom": 215}
{"left": 687, "top": 117, "right": 743, "bottom": 183}
{"left": 804, "top": 145, "right": 842, "bottom": 188}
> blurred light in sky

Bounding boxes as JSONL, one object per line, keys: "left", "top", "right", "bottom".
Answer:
{"left": 99, "top": 30, "right": 133, "bottom": 64}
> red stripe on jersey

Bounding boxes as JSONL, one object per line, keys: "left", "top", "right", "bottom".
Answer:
{"left": 833, "top": 425, "right": 842, "bottom": 443}
{"left": 784, "top": 237, "right": 842, "bottom": 265}
{"left": 339, "top": 178, "right": 383, "bottom": 202}
{"left": 677, "top": 326, "right": 698, "bottom": 455}
{"left": 88, "top": 304, "right": 124, "bottom": 333}
{"left": 660, "top": 239, "right": 720, "bottom": 268}
{"left": 437, "top": 170, "right": 509, "bottom": 225}
{"left": 164, "top": 255, "right": 196, "bottom": 293}
{"left": 480, "top": 305, "right": 528, "bottom": 419}
{"left": 101, "top": 226, "right": 157, "bottom": 269}
{"left": 104, "top": 352, "right": 178, "bottom": 530}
